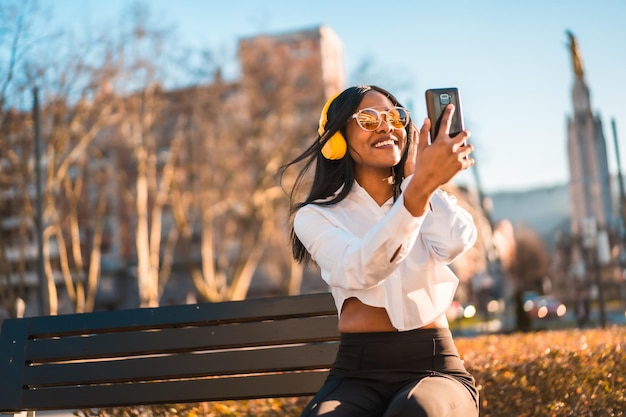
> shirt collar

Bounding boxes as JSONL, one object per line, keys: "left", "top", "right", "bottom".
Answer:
{"left": 351, "top": 180, "right": 394, "bottom": 208}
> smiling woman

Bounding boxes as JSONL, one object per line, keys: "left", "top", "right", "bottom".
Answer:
{"left": 280, "top": 85, "right": 478, "bottom": 416}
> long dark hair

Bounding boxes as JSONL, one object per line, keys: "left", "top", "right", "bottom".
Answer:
{"left": 280, "top": 85, "right": 414, "bottom": 264}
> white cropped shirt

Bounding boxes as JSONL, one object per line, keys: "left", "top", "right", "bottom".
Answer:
{"left": 293, "top": 175, "right": 477, "bottom": 331}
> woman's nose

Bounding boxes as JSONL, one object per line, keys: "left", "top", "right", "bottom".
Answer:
{"left": 376, "top": 115, "right": 393, "bottom": 132}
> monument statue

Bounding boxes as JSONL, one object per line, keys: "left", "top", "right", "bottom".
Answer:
{"left": 566, "top": 30, "right": 584, "bottom": 77}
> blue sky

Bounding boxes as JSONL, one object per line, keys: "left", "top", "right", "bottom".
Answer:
{"left": 36, "top": 0, "right": 626, "bottom": 193}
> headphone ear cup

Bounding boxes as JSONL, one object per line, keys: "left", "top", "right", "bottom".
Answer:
{"left": 321, "top": 132, "right": 347, "bottom": 160}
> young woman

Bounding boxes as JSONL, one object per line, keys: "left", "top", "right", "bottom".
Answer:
{"left": 282, "top": 85, "right": 479, "bottom": 417}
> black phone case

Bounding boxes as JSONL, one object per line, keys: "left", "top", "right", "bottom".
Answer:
{"left": 425, "top": 88, "right": 464, "bottom": 140}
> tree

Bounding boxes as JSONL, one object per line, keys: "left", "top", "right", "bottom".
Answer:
{"left": 170, "top": 39, "right": 320, "bottom": 302}
{"left": 0, "top": 0, "right": 36, "bottom": 318}
{"left": 98, "top": 3, "right": 188, "bottom": 308}
{"left": 1, "top": 3, "right": 349, "bottom": 316}
{"left": 0, "top": 0, "right": 104, "bottom": 317}
{"left": 509, "top": 223, "right": 550, "bottom": 292}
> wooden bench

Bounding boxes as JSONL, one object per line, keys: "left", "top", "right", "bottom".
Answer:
{"left": 0, "top": 292, "right": 339, "bottom": 415}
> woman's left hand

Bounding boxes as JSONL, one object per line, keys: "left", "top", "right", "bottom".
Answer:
{"left": 403, "top": 122, "right": 419, "bottom": 177}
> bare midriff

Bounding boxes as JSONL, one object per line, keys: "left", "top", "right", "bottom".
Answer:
{"left": 338, "top": 297, "right": 440, "bottom": 333}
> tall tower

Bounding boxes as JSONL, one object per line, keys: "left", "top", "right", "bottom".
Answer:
{"left": 566, "top": 31, "right": 614, "bottom": 237}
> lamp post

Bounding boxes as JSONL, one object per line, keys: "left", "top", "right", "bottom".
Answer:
{"left": 581, "top": 217, "right": 607, "bottom": 328}
{"left": 33, "top": 86, "right": 49, "bottom": 317}
{"left": 611, "top": 118, "right": 626, "bottom": 310}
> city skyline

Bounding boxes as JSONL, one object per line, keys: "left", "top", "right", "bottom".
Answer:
{"left": 31, "top": 0, "right": 626, "bottom": 193}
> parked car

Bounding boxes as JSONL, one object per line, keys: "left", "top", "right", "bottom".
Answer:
{"left": 523, "top": 294, "right": 567, "bottom": 320}
{"left": 446, "top": 301, "right": 478, "bottom": 321}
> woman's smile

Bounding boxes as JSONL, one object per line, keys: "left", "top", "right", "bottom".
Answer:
{"left": 372, "top": 136, "right": 398, "bottom": 149}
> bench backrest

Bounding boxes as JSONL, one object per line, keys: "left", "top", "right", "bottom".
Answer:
{"left": 0, "top": 293, "right": 339, "bottom": 412}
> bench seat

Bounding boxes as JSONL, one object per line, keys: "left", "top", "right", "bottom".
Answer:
{"left": 0, "top": 293, "right": 339, "bottom": 413}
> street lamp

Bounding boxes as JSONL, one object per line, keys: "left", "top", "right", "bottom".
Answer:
{"left": 581, "top": 217, "right": 608, "bottom": 328}
{"left": 33, "top": 86, "right": 49, "bottom": 317}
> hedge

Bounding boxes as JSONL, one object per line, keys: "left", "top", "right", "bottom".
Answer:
{"left": 78, "top": 325, "right": 625, "bottom": 417}
{"left": 456, "top": 326, "right": 624, "bottom": 416}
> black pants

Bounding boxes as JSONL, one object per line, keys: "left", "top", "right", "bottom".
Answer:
{"left": 300, "top": 328, "right": 479, "bottom": 417}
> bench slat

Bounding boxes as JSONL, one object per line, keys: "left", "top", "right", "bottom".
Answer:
{"left": 24, "top": 293, "right": 337, "bottom": 337}
{"left": 20, "top": 371, "right": 329, "bottom": 410}
{"left": 26, "top": 315, "right": 339, "bottom": 362}
{"left": 24, "top": 343, "right": 339, "bottom": 386}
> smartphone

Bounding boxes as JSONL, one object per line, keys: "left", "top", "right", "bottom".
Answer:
{"left": 425, "top": 88, "right": 464, "bottom": 141}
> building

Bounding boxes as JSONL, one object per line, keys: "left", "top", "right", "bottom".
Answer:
{"left": 239, "top": 25, "right": 345, "bottom": 116}
{"left": 566, "top": 31, "right": 614, "bottom": 238}
{"left": 561, "top": 31, "right": 617, "bottom": 318}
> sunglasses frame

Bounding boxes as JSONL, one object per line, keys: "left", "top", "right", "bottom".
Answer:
{"left": 350, "top": 106, "right": 410, "bottom": 132}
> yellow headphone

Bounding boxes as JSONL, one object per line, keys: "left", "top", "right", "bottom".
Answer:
{"left": 318, "top": 92, "right": 347, "bottom": 160}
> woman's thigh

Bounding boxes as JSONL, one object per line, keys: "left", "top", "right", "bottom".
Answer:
{"left": 383, "top": 375, "right": 479, "bottom": 417}
{"left": 300, "top": 378, "right": 387, "bottom": 417}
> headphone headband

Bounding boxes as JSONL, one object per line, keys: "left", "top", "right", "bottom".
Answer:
{"left": 318, "top": 91, "right": 341, "bottom": 135}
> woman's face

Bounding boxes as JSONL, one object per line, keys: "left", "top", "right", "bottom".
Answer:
{"left": 345, "top": 91, "right": 407, "bottom": 173}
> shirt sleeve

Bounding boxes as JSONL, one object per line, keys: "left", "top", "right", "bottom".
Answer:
{"left": 419, "top": 189, "right": 478, "bottom": 263}
{"left": 294, "top": 193, "right": 426, "bottom": 291}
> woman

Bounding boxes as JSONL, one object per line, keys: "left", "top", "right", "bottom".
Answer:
{"left": 282, "top": 85, "right": 479, "bottom": 417}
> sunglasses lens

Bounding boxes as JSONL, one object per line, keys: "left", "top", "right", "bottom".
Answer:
{"left": 354, "top": 107, "right": 410, "bottom": 131}
{"left": 389, "top": 107, "right": 409, "bottom": 128}
{"left": 356, "top": 109, "right": 381, "bottom": 131}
